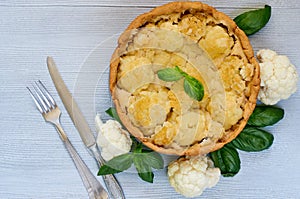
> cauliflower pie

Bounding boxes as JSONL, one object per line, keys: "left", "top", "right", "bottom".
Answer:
{"left": 109, "top": 1, "right": 260, "bottom": 156}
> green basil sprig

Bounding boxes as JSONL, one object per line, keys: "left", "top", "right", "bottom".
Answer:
{"left": 211, "top": 127, "right": 274, "bottom": 177}
{"left": 210, "top": 145, "right": 240, "bottom": 177}
{"left": 98, "top": 108, "right": 164, "bottom": 183}
{"left": 98, "top": 142, "right": 163, "bottom": 183}
{"left": 234, "top": 5, "right": 271, "bottom": 35}
{"left": 157, "top": 66, "right": 204, "bottom": 101}
{"left": 228, "top": 127, "right": 274, "bottom": 152}
{"left": 211, "top": 105, "right": 284, "bottom": 177}
{"left": 247, "top": 105, "right": 284, "bottom": 127}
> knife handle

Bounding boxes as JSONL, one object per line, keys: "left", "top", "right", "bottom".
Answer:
{"left": 89, "top": 144, "right": 126, "bottom": 199}
{"left": 102, "top": 174, "right": 125, "bottom": 199}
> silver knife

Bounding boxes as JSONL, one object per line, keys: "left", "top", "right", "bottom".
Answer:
{"left": 47, "top": 56, "right": 125, "bottom": 199}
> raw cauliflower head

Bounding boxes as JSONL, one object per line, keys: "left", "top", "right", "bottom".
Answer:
{"left": 257, "top": 49, "right": 298, "bottom": 105}
{"left": 167, "top": 155, "right": 220, "bottom": 198}
{"left": 95, "top": 114, "right": 132, "bottom": 161}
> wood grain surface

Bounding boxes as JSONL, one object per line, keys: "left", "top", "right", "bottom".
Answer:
{"left": 1, "top": 1, "right": 300, "bottom": 198}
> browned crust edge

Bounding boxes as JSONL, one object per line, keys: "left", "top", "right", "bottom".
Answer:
{"left": 109, "top": 1, "right": 260, "bottom": 156}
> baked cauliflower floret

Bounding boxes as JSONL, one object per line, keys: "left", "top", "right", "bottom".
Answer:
{"left": 221, "top": 55, "right": 246, "bottom": 93}
{"left": 95, "top": 115, "right": 132, "bottom": 161}
{"left": 153, "top": 121, "right": 178, "bottom": 146}
{"left": 128, "top": 85, "right": 171, "bottom": 129}
{"left": 257, "top": 49, "right": 298, "bottom": 105}
{"left": 168, "top": 155, "right": 220, "bottom": 198}
{"left": 224, "top": 92, "right": 243, "bottom": 130}
{"left": 178, "top": 14, "right": 206, "bottom": 41}
{"left": 199, "top": 25, "right": 234, "bottom": 62}
{"left": 117, "top": 65, "right": 155, "bottom": 93}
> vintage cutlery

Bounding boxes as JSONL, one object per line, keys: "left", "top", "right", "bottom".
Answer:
{"left": 27, "top": 80, "right": 108, "bottom": 199}
{"left": 47, "top": 57, "right": 125, "bottom": 199}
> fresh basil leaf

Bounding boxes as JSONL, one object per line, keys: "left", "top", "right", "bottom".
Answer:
{"left": 174, "top": 65, "right": 188, "bottom": 77}
{"left": 137, "top": 171, "right": 154, "bottom": 183}
{"left": 234, "top": 5, "right": 271, "bottom": 35}
{"left": 133, "top": 155, "right": 154, "bottom": 183}
{"left": 98, "top": 153, "right": 133, "bottom": 175}
{"left": 211, "top": 145, "right": 240, "bottom": 177}
{"left": 230, "top": 127, "right": 274, "bottom": 152}
{"left": 98, "top": 165, "right": 121, "bottom": 175}
{"left": 137, "top": 152, "right": 164, "bottom": 170}
{"left": 157, "top": 67, "right": 183, "bottom": 82}
{"left": 183, "top": 76, "right": 204, "bottom": 101}
{"left": 248, "top": 105, "right": 284, "bottom": 127}
{"left": 105, "top": 107, "right": 122, "bottom": 124}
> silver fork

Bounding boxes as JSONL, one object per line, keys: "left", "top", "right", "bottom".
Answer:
{"left": 27, "top": 80, "right": 108, "bottom": 199}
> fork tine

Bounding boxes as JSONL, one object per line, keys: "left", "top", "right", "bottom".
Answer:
{"left": 35, "top": 81, "right": 52, "bottom": 108}
{"left": 38, "top": 80, "right": 56, "bottom": 106}
{"left": 27, "top": 87, "right": 44, "bottom": 113}
{"left": 32, "top": 84, "right": 49, "bottom": 112}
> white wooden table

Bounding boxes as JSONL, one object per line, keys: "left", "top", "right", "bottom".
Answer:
{"left": 1, "top": 1, "right": 300, "bottom": 198}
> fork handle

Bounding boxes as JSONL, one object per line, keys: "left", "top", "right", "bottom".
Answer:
{"left": 55, "top": 124, "right": 108, "bottom": 199}
{"left": 89, "top": 144, "right": 126, "bottom": 199}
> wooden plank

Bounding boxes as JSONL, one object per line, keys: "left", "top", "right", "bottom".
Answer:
{"left": 1, "top": 0, "right": 300, "bottom": 9}
{"left": 1, "top": 2, "right": 300, "bottom": 199}
{"left": 1, "top": 6, "right": 299, "bottom": 68}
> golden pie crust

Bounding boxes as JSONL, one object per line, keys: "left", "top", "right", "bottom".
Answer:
{"left": 109, "top": 1, "right": 260, "bottom": 156}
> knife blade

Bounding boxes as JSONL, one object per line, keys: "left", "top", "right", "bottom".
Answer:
{"left": 47, "top": 56, "right": 125, "bottom": 199}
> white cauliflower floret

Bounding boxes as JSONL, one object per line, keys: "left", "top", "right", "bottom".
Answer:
{"left": 95, "top": 114, "right": 132, "bottom": 161}
{"left": 167, "top": 155, "right": 220, "bottom": 198}
{"left": 257, "top": 49, "right": 298, "bottom": 105}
